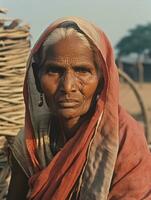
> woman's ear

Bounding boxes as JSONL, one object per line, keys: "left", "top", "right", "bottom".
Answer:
{"left": 32, "top": 62, "right": 43, "bottom": 93}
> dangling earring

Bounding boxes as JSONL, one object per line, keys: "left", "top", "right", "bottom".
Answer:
{"left": 96, "top": 94, "right": 100, "bottom": 101}
{"left": 38, "top": 93, "right": 43, "bottom": 107}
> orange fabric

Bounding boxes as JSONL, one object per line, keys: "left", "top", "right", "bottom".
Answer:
{"left": 108, "top": 107, "right": 151, "bottom": 199}
{"left": 21, "top": 17, "right": 151, "bottom": 200}
{"left": 24, "top": 78, "right": 105, "bottom": 200}
{"left": 23, "top": 18, "right": 109, "bottom": 200}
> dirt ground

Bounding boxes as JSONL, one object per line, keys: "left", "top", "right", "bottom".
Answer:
{"left": 120, "top": 82, "right": 151, "bottom": 143}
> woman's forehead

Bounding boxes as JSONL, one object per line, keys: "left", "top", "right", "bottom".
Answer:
{"left": 33, "top": 26, "right": 103, "bottom": 77}
{"left": 43, "top": 34, "right": 94, "bottom": 64}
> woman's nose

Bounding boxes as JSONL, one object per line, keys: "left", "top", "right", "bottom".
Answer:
{"left": 60, "top": 71, "right": 77, "bottom": 93}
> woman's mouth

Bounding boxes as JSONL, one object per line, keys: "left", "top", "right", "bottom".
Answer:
{"left": 57, "top": 100, "right": 80, "bottom": 108}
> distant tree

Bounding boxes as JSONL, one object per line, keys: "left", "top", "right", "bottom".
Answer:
{"left": 116, "top": 23, "right": 151, "bottom": 56}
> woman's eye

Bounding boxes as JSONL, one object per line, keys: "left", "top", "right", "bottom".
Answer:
{"left": 74, "top": 67, "right": 91, "bottom": 74}
{"left": 47, "top": 66, "right": 64, "bottom": 75}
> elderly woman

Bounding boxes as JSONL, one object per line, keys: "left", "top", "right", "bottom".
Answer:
{"left": 7, "top": 17, "right": 151, "bottom": 200}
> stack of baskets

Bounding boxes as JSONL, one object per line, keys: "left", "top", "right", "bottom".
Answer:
{"left": 0, "top": 9, "right": 30, "bottom": 136}
{"left": 0, "top": 8, "right": 31, "bottom": 199}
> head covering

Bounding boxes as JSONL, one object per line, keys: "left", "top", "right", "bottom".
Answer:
{"left": 11, "top": 17, "right": 119, "bottom": 200}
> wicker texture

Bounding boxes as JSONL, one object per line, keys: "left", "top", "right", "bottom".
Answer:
{"left": 0, "top": 9, "right": 31, "bottom": 199}
{"left": 0, "top": 14, "right": 30, "bottom": 136}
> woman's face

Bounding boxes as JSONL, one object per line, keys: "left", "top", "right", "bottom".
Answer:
{"left": 39, "top": 34, "right": 100, "bottom": 119}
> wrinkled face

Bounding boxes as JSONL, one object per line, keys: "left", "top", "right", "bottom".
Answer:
{"left": 39, "top": 34, "right": 100, "bottom": 119}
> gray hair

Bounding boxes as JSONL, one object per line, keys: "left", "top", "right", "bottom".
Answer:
{"left": 43, "top": 27, "right": 90, "bottom": 50}
{"left": 40, "top": 27, "right": 91, "bottom": 62}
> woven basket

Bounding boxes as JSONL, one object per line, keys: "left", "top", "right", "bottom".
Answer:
{"left": 0, "top": 12, "right": 31, "bottom": 136}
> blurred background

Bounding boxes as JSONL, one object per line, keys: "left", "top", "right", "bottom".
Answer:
{"left": 0, "top": 1, "right": 151, "bottom": 199}
{"left": 1, "top": 0, "right": 151, "bottom": 47}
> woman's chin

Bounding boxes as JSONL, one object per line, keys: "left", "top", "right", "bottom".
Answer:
{"left": 57, "top": 108, "right": 79, "bottom": 119}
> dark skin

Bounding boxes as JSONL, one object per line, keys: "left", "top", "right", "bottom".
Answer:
{"left": 40, "top": 34, "right": 100, "bottom": 140}
{"left": 7, "top": 34, "right": 101, "bottom": 199}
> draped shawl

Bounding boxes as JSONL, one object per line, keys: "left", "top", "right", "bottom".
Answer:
{"left": 10, "top": 17, "right": 151, "bottom": 200}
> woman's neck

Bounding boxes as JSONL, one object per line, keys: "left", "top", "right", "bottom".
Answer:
{"left": 58, "top": 116, "right": 81, "bottom": 140}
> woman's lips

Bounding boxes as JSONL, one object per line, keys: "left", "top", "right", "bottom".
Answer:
{"left": 57, "top": 99, "right": 81, "bottom": 108}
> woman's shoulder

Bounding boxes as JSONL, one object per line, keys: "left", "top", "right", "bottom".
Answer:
{"left": 9, "top": 129, "right": 32, "bottom": 177}
{"left": 109, "top": 106, "right": 151, "bottom": 199}
{"left": 118, "top": 105, "right": 143, "bottom": 131}
{"left": 118, "top": 105, "right": 150, "bottom": 158}
{"left": 118, "top": 105, "right": 146, "bottom": 143}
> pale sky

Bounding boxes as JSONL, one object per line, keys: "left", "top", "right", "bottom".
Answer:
{"left": 1, "top": 0, "right": 151, "bottom": 47}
